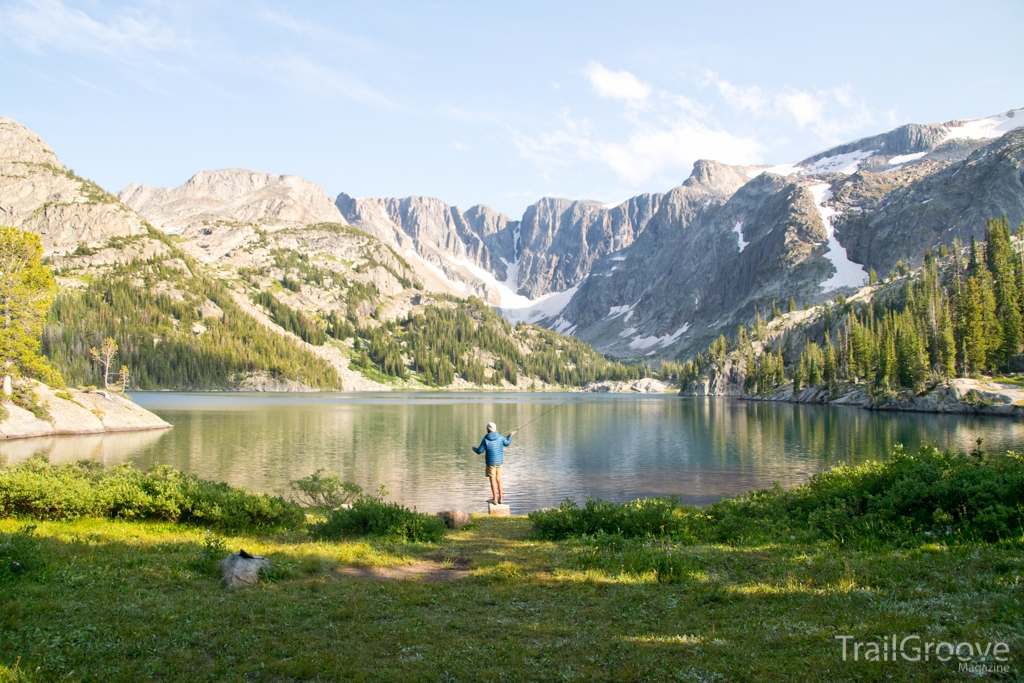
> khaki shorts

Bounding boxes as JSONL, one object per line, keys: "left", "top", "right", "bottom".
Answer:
{"left": 486, "top": 464, "right": 502, "bottom": 479}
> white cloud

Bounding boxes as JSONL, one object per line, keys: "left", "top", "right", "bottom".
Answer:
{"left": 716, "top": 80, "right": 769, "bottom": 115}
{"left": 513, "top": 100, "right": 762, "bottom": 185}
{"left": 2, "top": 0, "right": 177, "bottom": 57}
{"left": 589, "top": 121, "right": 763, "bottom": 183}
{"left": 583, "top": 61, "right": 651, "bottom": 102}
{"left": 264, "top": 53, "right": 397, "bottom": 109}
{"left": 714, "top": 75, "right": 876, "bottom": 143}
{"left": 779, "top": 91, "right": 824, "bottom": 128}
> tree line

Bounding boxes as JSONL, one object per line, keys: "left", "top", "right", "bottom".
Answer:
{"left": 686, "top": 218, "right": 1024, "bottom": 395}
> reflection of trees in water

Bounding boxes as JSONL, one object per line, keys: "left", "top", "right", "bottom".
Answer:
{"left": 0, "top": 429, "right": 168, "bottom": 467}
{"left": 6, "top": 395, "right": 1021, "bottom": 511}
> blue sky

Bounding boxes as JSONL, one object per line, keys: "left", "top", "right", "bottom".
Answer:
{"left": 2, "top": 0, "right": 1022, "bottom": 217}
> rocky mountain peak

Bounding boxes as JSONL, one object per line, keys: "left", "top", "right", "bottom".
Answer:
{"left": 683, "top": 159, "right": 753, "bottom": 195}
{"left": 119, "top": 168, "right": 344, "bottom": 232}
{"left": 0, "top": 117, "right": 62, "bottom": 169}
{"left": 0, "top": 118, "right": 146, "bottom": 253}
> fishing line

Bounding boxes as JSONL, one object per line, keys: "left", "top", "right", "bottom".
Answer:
{"left": 510, "top": 398, "right": 574, "bottom": 433}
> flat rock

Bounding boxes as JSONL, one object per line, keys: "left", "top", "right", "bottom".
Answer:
{"left": 218, "top": 550, "right": 271, "bottom": 588}
{"left": 488, "top": 503, "right": 510, "bottom": 517}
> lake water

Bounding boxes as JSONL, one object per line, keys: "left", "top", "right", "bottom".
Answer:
{"left": 3, "top": 392, "right": 1023, "bottom": 514}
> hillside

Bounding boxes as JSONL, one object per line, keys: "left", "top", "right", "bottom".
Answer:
{"left": 677, "top": 217, "right": 1024, "bottom": 415}
{"left": 1, "top": 118, "right": 651, "bottom": 392}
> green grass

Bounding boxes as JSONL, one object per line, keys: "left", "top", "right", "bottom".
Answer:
{"left": 0, "top": 515, "right": 1020, "bottom": 682}
{"left": 0, "top": 451, "right": 1021, "bottom": 681}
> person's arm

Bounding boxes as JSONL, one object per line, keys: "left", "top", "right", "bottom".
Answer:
{"left": 472, "top": 437, "right": 486, "bottom": 454}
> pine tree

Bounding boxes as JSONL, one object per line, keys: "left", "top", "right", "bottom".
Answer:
{"left": 0, "top": 226, "right": 64, "bottom": 388}
{"left": 822, "top": 334, "right": 836, "bottom": 391}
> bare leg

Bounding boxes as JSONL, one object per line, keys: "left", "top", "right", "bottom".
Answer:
{"left": 489, "top": 475, "right": 498, "bottom": 503}
{"left": 495, "top": 470, "right": 504, "bottom": 504}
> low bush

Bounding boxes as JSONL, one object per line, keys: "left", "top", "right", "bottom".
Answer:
{"left": 310, "top": 495, "right": 446, "bottom": 543}
{"left": 186, "top": 531, "right": 228, "bottom": 577}
{"left": 289, "top": 469, "right": 365, "bottom": 509}
{"left": 701, "top": 445, "right": 1024, "bottom": 545}
{"left": 0, "top": 458, "right": 304, "bottom": 532}
{"left": 531, "top": 446, "right": 1024, "bottom": 547}
{"left": 529, "top": 497, "right": 689, "bottom": 541}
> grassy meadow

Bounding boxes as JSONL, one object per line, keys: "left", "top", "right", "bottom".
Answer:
{"left": 0, "top": 450, "right": 1021, "bottom": 682}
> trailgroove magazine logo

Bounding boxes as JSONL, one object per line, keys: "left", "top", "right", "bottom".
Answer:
{"left": 836, "top": 635, "right": 1012, "bottom": 673}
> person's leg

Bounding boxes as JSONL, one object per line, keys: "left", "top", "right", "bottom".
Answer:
{"left": 495, "top": 467, "right": 503, "bottom": 504}
{"left": 488, "top": 474, "right": 498, "bottom": 503}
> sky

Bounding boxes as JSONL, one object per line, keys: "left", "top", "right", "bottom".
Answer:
{"left": 2, "top": 0, "right": 1022, "bottom": 218}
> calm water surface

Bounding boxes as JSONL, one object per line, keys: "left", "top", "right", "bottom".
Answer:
{"left": 3, "top": 392, "right": 1023, "bottom": 514}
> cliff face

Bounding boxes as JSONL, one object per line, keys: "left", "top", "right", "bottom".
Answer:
{"left": 0, "top": 118, "right": 147, "bottom": 254}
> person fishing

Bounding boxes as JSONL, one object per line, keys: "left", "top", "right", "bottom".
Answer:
{"left": 473, "top": 422, "right": 516, "bottom": 505}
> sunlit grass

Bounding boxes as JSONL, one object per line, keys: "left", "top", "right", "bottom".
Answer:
{"left": 0, "top": 514, "right": 1021, "bottom": 682}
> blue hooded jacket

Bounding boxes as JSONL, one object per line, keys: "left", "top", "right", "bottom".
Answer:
{"left": 474, "top": 431, "right": 512, "bottom": 466}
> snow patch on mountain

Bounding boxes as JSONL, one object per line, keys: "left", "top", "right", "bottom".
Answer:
{"left": 500, "top": 285, "right": 579, "bottom": 325}
{"left": 733, "top": 221, "right": 748, "bottom": 251}
{"left": 746, "top": 150, "right": 873, "bottom": 180}
{"left": 627, "top": 323, "right": 689, "bottom": 351}
{"left": 943, "top": 110, "right": 1024, "bottom": 142}
{"left": 810, "top": 184, "right": 869, "bottom": 291}
{"left": 888, "top": 152, "right": 927, "bottom": 165}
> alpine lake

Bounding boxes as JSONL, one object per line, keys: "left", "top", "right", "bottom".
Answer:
{"left": 3, "top": 392, "right": 1022, "bottom": 514}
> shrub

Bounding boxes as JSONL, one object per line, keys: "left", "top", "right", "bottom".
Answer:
{"left": 0, "top": 458, "right": 304, "bottom": 532}
{"left": 187, "top": 531, "right": 228, "bottom": 577}
{"left": 289, "top": 469, "right": 365, "bottom": 508}
{"left": 529, "top": 497, "right": 689, "bottom": 541}
{"left": 530, "top": 447, "right": 1024, "bottom": 547}
{"left": 698, "top": 446, "right": 1024, "bottom": 545}
{"left": 310, "top": 495, "right": 446, "bottom": 543}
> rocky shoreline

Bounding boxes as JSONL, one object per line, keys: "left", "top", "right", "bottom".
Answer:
{"left": 699, "top": 378, "right": 1024, "bottom": 418}
{"left": 0, "top": 381, "right": 171, "bottom": 441}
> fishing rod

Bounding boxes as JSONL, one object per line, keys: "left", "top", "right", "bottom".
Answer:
{"left": 510, "top": 398, "right": 574, "bottom": 433}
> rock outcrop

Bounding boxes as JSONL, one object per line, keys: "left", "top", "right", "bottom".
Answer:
{"left": 119, "top": 169, "right": 345, "bottom": 232}
{"left": 583, "top": 378, "right": 671, "bottom": 393}
{"left": 0, "top": 117, "right": 147, "bottom": 254}
{"left": 0, "top": 381, "right": 172, "bottom": 441}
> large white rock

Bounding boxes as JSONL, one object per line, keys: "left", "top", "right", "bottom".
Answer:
{"left": 218, "top": 551, "right": 272, "bottom": 588}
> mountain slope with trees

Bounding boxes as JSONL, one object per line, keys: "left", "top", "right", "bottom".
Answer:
{"left": 679, "top": 217, "right": 1024, "bottom": 414}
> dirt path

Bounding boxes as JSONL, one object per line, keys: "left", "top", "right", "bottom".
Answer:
{"left": 335, "top": 560, "right": 469, "bottom": 582}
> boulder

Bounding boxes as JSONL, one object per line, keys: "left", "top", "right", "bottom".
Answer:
{"left": 436, "top": 510, "right": 472, "bottom": 529}
{"left": 218, "top": 550, "right": 271, "bottom": 588}
{"left": 487, "top": 503, "right": 510, "bottom": 517}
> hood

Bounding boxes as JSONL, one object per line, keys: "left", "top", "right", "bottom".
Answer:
{"left": 485, "top": 431, "right": 503, "bottom": 441}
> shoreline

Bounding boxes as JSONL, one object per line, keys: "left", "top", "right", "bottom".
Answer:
{"left": 721, "top": 377, "right": 1024, "bottom": 418}
{"left": 0, "top": 382, "right": 172, "bottom": 442}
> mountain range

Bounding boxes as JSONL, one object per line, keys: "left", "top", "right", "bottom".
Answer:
{"left": 2, "top": 108, "right": 1022, "bottom": 386}
{"left": 114, "top": 109, "right": 1024, "bottom": 361}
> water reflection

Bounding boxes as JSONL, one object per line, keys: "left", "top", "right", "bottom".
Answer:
{"left": 5, "top": 393, "right": 1022, "bottom": 514}
{"left": 0, "top": 429, "right": 168, "bottom": 467}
